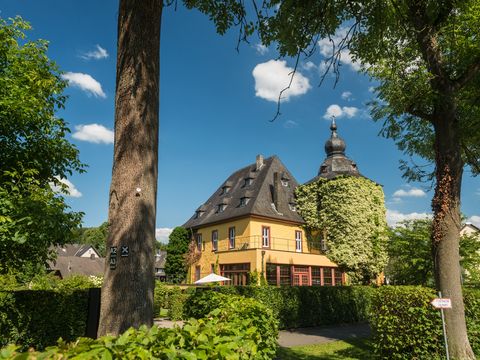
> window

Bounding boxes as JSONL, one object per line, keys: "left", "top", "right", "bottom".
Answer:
{"left": 220, "top": 186, "right": 230, "bottom": 195}
{"left": 266, "top": 263, "right": 277, "bottom": 285}
{"left": 243, "top": 177, "right": 253, "bottom": 187}
{"left": 311, "top": 266, "right": 321, "bottom": 286}
{"left": 289, "top": 203, "right": 296, "bottom": 211}
{"left": 211, "top": 263, "right": 215, "bottom": 273}
{"left": 323, "top": 267, "right": 333, "bottom": 286}
{"left": 334, "top": 268, "right": 343, "bottom": 286}
{"left": 239, "top": 197, "right": 250, "bottom": 207}
{"left": 228, "top": 227, "right": 235, "bottom": 249}
{"left": 195, "top": 265, "right": 201, "bottom": 281}
{"left": 220, "top": 263, "right": 250, "bottom": 285}
{"left": 196, "top": 233, "right": 203, "bottom": 251}
{"left": 194, "top": 210, "right": 204, "bottom": 219}
{"left": 295, "top": 230, "right": 302, "bottom": 252}
{"left": 211, "top": 230, "right": 218, "bottom": 251}
{"left": 216, "top": 204, "right": 227, "bottom": 213}
{"left": 279, "top": 265, "right": 291, "bottom": 286}
{"left": 281, "top": 179, "right": 289, "bottom": 187}
{"left": 262, "top": 226, "right": 270, "bottom": 248}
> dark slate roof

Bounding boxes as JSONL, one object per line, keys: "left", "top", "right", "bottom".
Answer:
{"left": 47, "top": 256, "right": 105, "bottom": 278}
{"left": 307, "top": 119, "right": 362, "bottom": 183}
{"left": 183, "top": 155, "right": 304, "bottom": 229}
{"left": 55, "top": 244, "right": 100, "bottom": 258}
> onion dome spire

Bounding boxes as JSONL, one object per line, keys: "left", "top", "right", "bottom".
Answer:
{"left": 324, "top": 117, "right": 346, "bottom": 157}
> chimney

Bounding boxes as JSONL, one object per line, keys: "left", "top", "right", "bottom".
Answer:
{"left": 256, "top": 154, "right": 264, "bottom": 171}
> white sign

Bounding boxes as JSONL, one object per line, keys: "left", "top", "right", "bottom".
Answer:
{"left": 431, "top": 298, "right": 452, "bottom": 309}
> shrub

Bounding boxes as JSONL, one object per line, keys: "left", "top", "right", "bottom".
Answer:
{"left": 370, "top": 286, "right": 480, "bottom": 359}
{"left": 2, "top": 294, "right": 278, "bottom": 359}
{"left": 153, "top": 282, "right": 192, "bottom": 319}
{"left": 204, "top": 285, "right": 375, "bottom": 329}
{"left": 0, "top": 289, "right": 90, "bottom": 351}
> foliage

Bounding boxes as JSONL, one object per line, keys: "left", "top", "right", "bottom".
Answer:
{"left": 2, "top": 294, "right": 278, "bottom": 359}
{"left": 386, "top": 219, "right": 435, "bottom": 286}
{"left": 0, "top": 288, "right": 90, "bottom": 351}
{"left": 189, "top": 285, "right": 375, "bottom": 329}
{"left": 387, "top": 219, "right": 480, "bottom": 286}
{"left": 76, "top": 222, "right": 108, "bottom": 257}
{"left": 0, "top": 17, "right": 84, "bottom": 277}
{"left": 296, "top": 176, "right": 388, "bottom": 283}
{"left": 370, "top": 286, "right": 480, "bottom": 359}
{"left": 165, "top": 227, "right": 191, "bottom": 283}
{"left": 153, "top": 282, "right": 193, "bottom": 320}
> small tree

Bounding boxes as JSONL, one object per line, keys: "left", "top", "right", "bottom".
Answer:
{"left": 77, "top": 222, "right": 109, "bottom": 257}
{"left": 165, "top": 227, "right": 191, "bottom": 283}
{"left": 0, "top": 17, "right": 84, "bottom": 279}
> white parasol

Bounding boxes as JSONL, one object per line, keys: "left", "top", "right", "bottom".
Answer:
{"left": 194, "top": 273, "right": 231, "bottom": 284}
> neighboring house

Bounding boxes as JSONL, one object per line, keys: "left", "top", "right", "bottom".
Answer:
{"left": 184, "top": 121, "right": 365, "bottom": 286}
{"left": 154, "top": 250, "right": 167, "bottom": 281}
{"left": 460, "top": 223, "right": 480, "bottom": 238}
{"left": 48, "top": 244, "right": 104, "bottom": 278}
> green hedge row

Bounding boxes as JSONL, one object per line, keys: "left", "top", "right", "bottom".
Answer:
{"left": 370, "top": 286, "right": 480, "bottom": 359}
{"left": 0, "top": 289, "right": 90, "bottom": 351}
{"left": 153, "top": 282, "right": 192, "bottom": 320}
{"left": 205, "top": 285, "right": 375, "bottom": 329}
{"left": 2, "top": 293, "right": 278, "bottom": 360}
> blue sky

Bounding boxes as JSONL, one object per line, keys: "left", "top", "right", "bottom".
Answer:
{"left": 2, "top": 1, "right": 479, "bottom": 242}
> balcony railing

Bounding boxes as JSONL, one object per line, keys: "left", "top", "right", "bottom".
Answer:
{"left": 210, "top": 235, "right": 319, "bottom": 253}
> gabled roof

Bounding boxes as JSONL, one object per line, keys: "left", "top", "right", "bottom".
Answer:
{"left": 55, "top": 244, "right": 100, "bottom": 258}
{"left": 183, "top": 155, "right": 304, "bottom": 229}
{"left": 47, "top": 256, "right": 104, "bottom": 278}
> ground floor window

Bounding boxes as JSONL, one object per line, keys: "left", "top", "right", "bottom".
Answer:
{"left": 220, "top": 263, "right": 250, "bottom": 285}
{"left": 195, "top": 265, "right": 201, "bottom": 282}
{"left": 266, "top": 263, "right": 344, "bottom": 286}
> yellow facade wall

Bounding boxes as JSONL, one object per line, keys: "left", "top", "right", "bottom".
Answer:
{"left": 189, "top": 215, "right": 339, "bottom": 283}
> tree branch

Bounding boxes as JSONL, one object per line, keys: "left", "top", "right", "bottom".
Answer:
{"left": 452, "top": 59, "right": 480, "bottom": 91}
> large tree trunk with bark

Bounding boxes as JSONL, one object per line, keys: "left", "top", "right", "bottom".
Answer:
{"left": 432, "top": 95, "right": 474, "bottom": 359}
{"left": 98, "top": 0, "right": 162, "bottom": 336}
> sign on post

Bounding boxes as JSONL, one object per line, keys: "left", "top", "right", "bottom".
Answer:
{"left": 431, "top": 298, "right": 452, "bottom": 309}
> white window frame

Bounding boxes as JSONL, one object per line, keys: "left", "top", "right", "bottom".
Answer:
{"left": 262, "top": 226, "right": 270, "bottom": 248}
{"left": 229, "top": 227, "right": 235, "bottom": 249}
{"left": 295, "top": 230, "right": 302, "bottom": 252}
{"left": 212, "top": 230, "right": 218, "bottom": 251}
{"left": 196, "top": 233, "right": 203, "bottom": 251}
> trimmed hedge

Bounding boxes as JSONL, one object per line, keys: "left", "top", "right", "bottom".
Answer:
{"left": 205, "top": 285, "right": 375, "bottom": 329}
{"left": 2, "top": 293, "right": 278, "bottom": 359}
{"left": 370, "top": 286, "right": 480, "bottom": 359}
{"left": 0, "top": 289, "right": 90, "bottom": 351}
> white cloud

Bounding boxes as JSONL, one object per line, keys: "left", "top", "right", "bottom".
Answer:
{"left": 318, "top": 28, "right": 362, "bottom": 72}
{"left": 322, "top": 104, "right": 359, "bottom": 120}
{"left": 62, "top": 72, "right": 106, "bottom": 98}
{"left": 368, "top": 86, "right": 375, "bottom": 93}
{"left": 386, "top": 209, "right": 431, "bottom": 227}
{"left": 72, "top": 124, "right": 114, "bottom": 144}
{"left": 341, "top": 91, "right": 352, "bottom": 100}
{"left": 81, "top": 45, "right": 109, "bottom": 60}
{"left": 393, "top": 188, "right": 427, "bottom": 198}
{"left": 302, "top": 61, "right": 317, "bottom": 71}
{"left": 50, "top": 176, "right": 82, "bottom": 198}
{"left": 283, "top": 120, "right": 298, "bottom": 129}
{"left": 253, "top": 43, "right": 268, "bottom": 55}
{"left": 156, "top": 228, "right": 173, "bottom": 243}
{"left": 252, "top": 60, "right": 311, "bottom": 102}
{"left": 467, "top": 216, "right": 480, "bottom": 228}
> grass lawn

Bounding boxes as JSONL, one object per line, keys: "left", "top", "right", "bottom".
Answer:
{"left": 276, "top": 338, "right": 375, "bottom": 360}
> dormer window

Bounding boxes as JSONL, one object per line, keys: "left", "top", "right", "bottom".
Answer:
{"left": 281, "top": 179, "right": 289, "bottom": 187}
{"left": 194, "top": 210, "right": 205, "bottom": 219}
{"left": 216, "top": 203, "right": 227, "bottom": 213}
{"left": 239, "top": 197, "right": 250, "bottom": 207}
{"left": 243, "top": 177, "right": 253, "bottom": 187}
{"left": 289, "top": 203, "right": 296, "bottom": 211}
{"left": 220, "top": 186, "right": 231, "bottom": 195}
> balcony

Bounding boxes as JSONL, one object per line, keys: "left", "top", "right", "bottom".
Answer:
{"left": 211, "top": 235, "right": 322, "bottom": 253}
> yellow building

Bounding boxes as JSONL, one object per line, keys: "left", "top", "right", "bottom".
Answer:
{"left": 184, "top": 152, "right": 344, "bottom": 286}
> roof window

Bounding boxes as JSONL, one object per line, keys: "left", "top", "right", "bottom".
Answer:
{"left": 239, "top": 197, "right": 250, "bottom": 207}
{"left": 216, "top": 203, "right": 227, "bottom": 213}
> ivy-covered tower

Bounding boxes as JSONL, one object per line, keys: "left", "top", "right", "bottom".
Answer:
{"left": 296, "top": 119, "right": 388, "bottom": 284}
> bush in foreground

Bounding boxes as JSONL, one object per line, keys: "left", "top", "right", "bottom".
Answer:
{"left": 1, "top": 293, "right": 278, "bottom": 359}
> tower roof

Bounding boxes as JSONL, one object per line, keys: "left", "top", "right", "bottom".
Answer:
{"left": 307, "top": 118, "right": 361, "bottom": 183}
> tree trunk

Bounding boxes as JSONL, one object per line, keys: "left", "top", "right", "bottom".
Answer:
{"left": 98, "top": 0, "right": 162, "bottom": 336}
{"left": 432, "top": 97, "right": 474, "bottom": 359}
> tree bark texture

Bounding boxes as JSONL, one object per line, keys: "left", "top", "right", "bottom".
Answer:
{"left": 98, "top": 0, "right": 162, "bottom": 336}
{"left": 432, "top": 97, "right": 474, "bottom": 359}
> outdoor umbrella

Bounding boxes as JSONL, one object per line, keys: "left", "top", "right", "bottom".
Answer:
{"left": 194, "top": 273, "right": 231, "bottom": 284}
